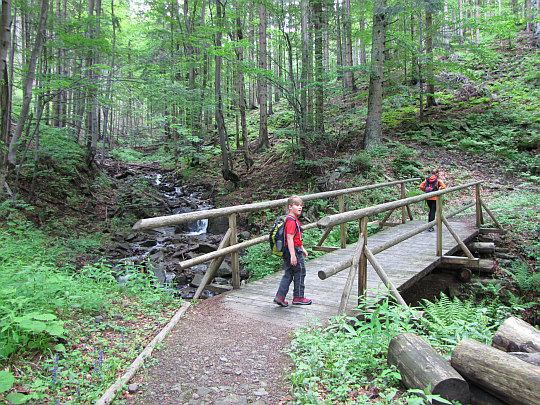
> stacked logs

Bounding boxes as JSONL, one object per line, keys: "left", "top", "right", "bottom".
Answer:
{"left": 388, "top": 316, "right": 540, "bottom": 405}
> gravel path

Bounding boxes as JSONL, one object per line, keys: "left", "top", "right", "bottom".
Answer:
{"left": 117, "top": 294, "right": 296, "bottom": 405}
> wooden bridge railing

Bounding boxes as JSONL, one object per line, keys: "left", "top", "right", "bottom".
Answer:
{"left": 316, "top": 180, "right": 506, "bottom": 315}
{"left": 132, "top": 178, "right": 421, "bottom": 298}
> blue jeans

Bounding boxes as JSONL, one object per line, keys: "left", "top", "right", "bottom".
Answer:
{"left": 276, "top": 246, "right": 306, "bottom": 299}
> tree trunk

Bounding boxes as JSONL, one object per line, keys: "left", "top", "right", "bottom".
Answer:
{"left": 359, "top": 5, "right": 367, "bottom": 65}
{"left": 451, "top": 338, "right": 540, "bottom": 405}
{"left": 426, "top": 12, "right": 436, "bottom": 108}
{"left": 248, "top": 5, "right": 255, "bottom": 110}
{"left": 1, "top": 63, "right": 8, "bottom": 157}
{"left": 492, "top": 316, "right": 540, "bottom": 353}
{"left": 335, "top": 1, "right": 343, "bottom": 83}
{"left": 256, "top": 2, "right": 269, "bottom": 152}
{"left": 475, "top": 0, "right": 480, "bottom": 43}
{"left": 0, "top": 0, "right": 11, "bottom": 86}
{"left": 267, "top": 43, "right": 273, "bottom": 116}
{"left": 215, "top": 0, "right": 231, "bottom": 181}
{"left": 300, "top": 0, "right": 309, "bottom": 134}
{"left": 344, "top": 0, "right": 355, "bottom": 92}
{"left": 363, "top": 0, "right": 387, "bottom": 150}
{"left": 7, "top": 0, "right": 49, "bottom": 166}
{"left": 100, "top": 0, "right": 116, "bottom": 167}
{"left": 533, "top": 0, "right": 539, "bottom": 47}
{"left": 459, "top": 0, "right": 463, "bottom": 37}
{"left": 388, "top": 333, "right": 470, "bottom": 405}
{"left": 234, "top": 0, "right": 252, "bottom": 169}
{"left": 313, "top": 0, "right": 324, "bottom": 133}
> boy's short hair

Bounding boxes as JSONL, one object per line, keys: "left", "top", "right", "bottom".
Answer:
{"left": 288, "top": 195, "right": 303, "bottom": 207}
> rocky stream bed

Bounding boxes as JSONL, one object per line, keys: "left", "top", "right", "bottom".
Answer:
{"left": 102, "top": 171, "right": 251, "bottom": 300}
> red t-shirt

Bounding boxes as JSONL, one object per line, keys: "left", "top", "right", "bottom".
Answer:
{"left": 284, "top": 215, "right": 302, "bottom": 247}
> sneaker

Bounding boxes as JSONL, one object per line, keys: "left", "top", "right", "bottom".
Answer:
{"left": 428, "top": 227, "right": 435, "bottom": 232}
{"left": 274, "top": 295, "right": 288, "bottom": 307}
{"left": 292, "top": 297, "right": 312, "bottom": 305}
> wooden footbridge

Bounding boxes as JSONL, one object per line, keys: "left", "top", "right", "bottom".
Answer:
{"left": 133, "top": 178, "right": 505, "bottom": 328}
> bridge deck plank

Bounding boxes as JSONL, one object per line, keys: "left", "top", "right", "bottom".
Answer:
{"left": 224, "top": 219, "right": 478, "bottom": 328}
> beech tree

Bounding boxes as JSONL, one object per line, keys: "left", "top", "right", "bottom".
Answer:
{"left": 256, "top": 0, "right": 269, "bottom": 152}
{"left": 7, "top": 0, "right": 49, "bottom": 167}
{"left": 363, "top": 0, "right": 388, "bottom": 150}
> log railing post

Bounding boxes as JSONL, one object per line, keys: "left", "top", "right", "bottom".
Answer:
{"left": 364, "top": 248, "right": 408, "bottom": 308}
{"left": 441, "top": 215, "right": 475, "bottom": 259}
{"left": 338, "top": 234, "right": 364, "bottom": 316}
{"left": 476, "top": 183, "right": 483, "bottom": 228}
{"left": 401, "top": 183, "right": 406, "bottom": 224}
{"left": 358, "top": 217, "right": 368, "bottom": 307}
{"left": 228, "top": 214, "right": 240, "bottom": 289}
{"left": 480, "top": 198, "right": 504, "bottom": 230}
{"left": 436, "top": 195, "right": 443, "bottom": 256}
{"left": 193, "top": 229, "right": 232, "bottom": 300}
{"left": 339, "top": 194, "right": 346, "bottom": 249}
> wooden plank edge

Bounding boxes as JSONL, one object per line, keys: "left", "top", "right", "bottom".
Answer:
{"left": 479, "top": 228, "right": 507, "bottom": 235}
{"left": 311, "top": 246, "right": 341, "bottom": 252}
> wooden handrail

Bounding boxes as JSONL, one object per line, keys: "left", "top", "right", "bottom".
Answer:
{"left": 178, "top": 222, "right": 318, "bottom": 269}
{"left": 317, "top": 181, "right": 483, "bottom": 229}
{"left": 132, "top": 178, "right": 421, "bottom": 231}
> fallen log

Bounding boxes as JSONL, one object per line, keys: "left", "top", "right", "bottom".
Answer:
{"left": 495, "top": 252, "right": 518, "bottom": 260}
{"left": 508, "top": 352, "right": 540, "bottom": 366}
{"left": 478, "top": 235, "right": 505, "bottom": 246}
{"left": 467, "top": 242, "right": 495, "bottom": 254}
{"left": 451, "top": 338, "right": 540, "bottom": 405}
{"left": 388, "top": 333, "right": 469, "bottom": 405}
{"left": 469, "top": 383, "right": 510, "bottom": 405}
{"left": 492, "top": 316, "right": 540, "bottom": 353}
{"left": 437, "top": 257, "right": 495, "bottom": 273}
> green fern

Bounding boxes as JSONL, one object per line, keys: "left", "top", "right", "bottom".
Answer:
{"left": 420, "top": 293, "right": 479, "bottom": 334}
{"left": 419, "top": 293, "right": 496, "bottom": 352}
{"left": 510, "top": 263, "right": 540, "bottom": 294}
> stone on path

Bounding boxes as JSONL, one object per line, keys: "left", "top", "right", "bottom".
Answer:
{"left": 213, "top": 394, "right": 247, "bottom": 405}
{"left": 253, "top": 388, "right": 268, "bottom": 396}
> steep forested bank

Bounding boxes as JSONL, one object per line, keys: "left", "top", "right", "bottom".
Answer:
{"left": 0, "top": 0, "right": 540, "bottom": 402}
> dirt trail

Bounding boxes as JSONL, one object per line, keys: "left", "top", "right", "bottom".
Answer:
{"left": 118, "top": 294, "right": 296, "bottom": 405}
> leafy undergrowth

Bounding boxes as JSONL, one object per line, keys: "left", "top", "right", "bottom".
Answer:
{"left": 0, "top": 222, "right": 183, "bottom": 404}
{"left": 289, "top": 292, "right": 507, "bottom": 405}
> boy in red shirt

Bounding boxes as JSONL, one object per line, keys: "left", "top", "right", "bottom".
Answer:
{"left": 274, "top": 195, "right": 311, "bottom": 307}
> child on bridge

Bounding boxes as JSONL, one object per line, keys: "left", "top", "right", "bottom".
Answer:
{"left": 274, "top": 195, "right": 311, "bottom": 307}
{"left": 419, "top": 169, "right": 447, "bottom": 232}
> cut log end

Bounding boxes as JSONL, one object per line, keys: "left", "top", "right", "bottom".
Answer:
{"left": 457, "top": 268, "right": 472, "bottom": 282}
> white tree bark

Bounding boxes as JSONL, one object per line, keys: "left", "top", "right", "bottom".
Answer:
{"left": 0, "top": 0, "right": 11, "bottom": 86}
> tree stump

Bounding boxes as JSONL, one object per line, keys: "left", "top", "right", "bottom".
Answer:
{"left": 451, "top": 338, "right": 540, "bottom": 405}
{"left": 388, "top": 333, "right": 469, "bottom": 405}
{"left": 492, "top": 316, "right": 540, "bottom": 353}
